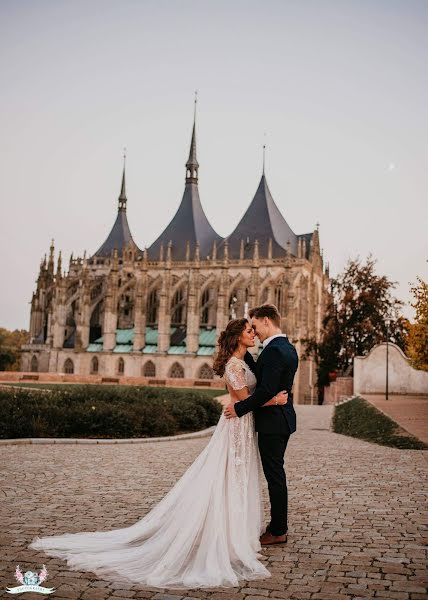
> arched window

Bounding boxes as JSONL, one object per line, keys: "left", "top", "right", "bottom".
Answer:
{"left": 143, "top": 360, "right": 156, "bottom": 377}
{"left": 171, "top": 287, "right": 186, "bottom": 326}
{"left": 90, "top": 356, "right": 99, "bottom": 374}
{"left": 198, "top": 363, "right": 214, "bottom": 380}
{"left": 261, "top": 286, "right": 270, "bottom": 304}
{"left": 169, "top": 362, "right": 184, "bottom": 378}
{"left": 274, "top": 285, "right": 283, "bottom": 312}
{"left": 64, "top": 358, "right": 74, "bottom": 374}
{"left": 117, "top": 357, "right": 125, "bottom": 375}
{"left": 200, "top": 288, "right": 210, "bottom": 325}
{"left": 30, "top": 355, "right": 38, "bottom": 372}
{"left": 147, "top": 288, "right": 159, "bottom": 325}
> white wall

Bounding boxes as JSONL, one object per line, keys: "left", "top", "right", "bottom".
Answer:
{"left": 354, "top": 343, "right": 428, "bottom": 395}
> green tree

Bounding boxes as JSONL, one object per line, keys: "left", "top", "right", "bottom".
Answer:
{"left": 0, "top": 328, "right": 30, "bottom": 371}
{"left": 406, "top": 277, "right": 428, "bottom": 371}
{"left": 303, "top": 256, "right": 405, "bottom": 402}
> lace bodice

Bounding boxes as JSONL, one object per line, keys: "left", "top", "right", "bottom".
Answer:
{"left": 224, "top": 356, "right": 257, "bottom": 394}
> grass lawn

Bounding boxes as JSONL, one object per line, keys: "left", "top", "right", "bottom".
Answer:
{"left": 333, "top": 396, "right": 428, "bottom": 450}
{"left": 1, "top": 381, "right": 225, "bottom": 398}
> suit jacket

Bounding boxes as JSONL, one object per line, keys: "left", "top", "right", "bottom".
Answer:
{"left": 234, "top": 336, "right": 298, "bottom": 435}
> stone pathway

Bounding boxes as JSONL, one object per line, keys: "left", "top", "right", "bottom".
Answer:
{"left": 363, "top": 395, "right": 428, "bottom": 444}
{"left": 1, "top": 406, "right": 427, "bottom": 600}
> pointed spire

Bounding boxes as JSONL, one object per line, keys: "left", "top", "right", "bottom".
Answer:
{"left": 263, "top": 144, "right": 266, "bottom": 175}
{"left": 223, "top": 239, "right": 229, "bottom": 265}
{"left": 240, "top": 239, "right": 245, "bottom": 260}
{"left": 253, "top": 239, "right": 260, "bottom": 263}
{"left": 186, "top": 92, "right": 199, "bottom": 184}
{"left": 56, "top": 250, "right": 62, "bottom": 278}
{"left": 194, "top": 240, "right": 200, "bottom": 263}
{"left": 212, "top": 239, "right": 217, "bottom": 261}
{"left": 166, "top": 240, "right": 172, "bottom": 267}
{"left": 118, "top": 149, "right": 127, "bottom": 211}
{"left": 48, "top": 239, "right": 55, "bottom": 275}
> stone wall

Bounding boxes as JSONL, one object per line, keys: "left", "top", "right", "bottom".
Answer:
{"left": 354, "top": 343, "right": 428, "bottom": 395}
{"left": 323, "top": 377, "right": 354, "bottom": 404}
{"left": 0, "top": 370, "right": 226, "bottom": 390}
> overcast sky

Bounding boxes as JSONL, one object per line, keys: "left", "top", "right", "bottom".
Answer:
{"left": 1, "top": 0, "right": 427, "bottom": 330}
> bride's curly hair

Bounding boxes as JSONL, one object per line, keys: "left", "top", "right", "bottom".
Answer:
{"left": 212, "top": 318, "right": 249, "bottom": 377}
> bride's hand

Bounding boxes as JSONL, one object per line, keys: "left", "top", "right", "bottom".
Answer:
{"left": 274, "top": 390, "right": 288, "bottom": 405}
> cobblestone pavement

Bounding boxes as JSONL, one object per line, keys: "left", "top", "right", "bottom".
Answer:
{"left": 1, "top": 406, "right": 427, "bottom": 600}
{"left": 363, "top": 395, "right": 428, "bottom": 444}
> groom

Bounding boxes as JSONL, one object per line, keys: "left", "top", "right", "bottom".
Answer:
{"left": 224, "top": 303, "right": 298, "bottom": 545}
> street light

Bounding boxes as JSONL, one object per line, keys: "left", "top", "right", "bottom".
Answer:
{"left": 385, "top": 318, "right": 391, "bottom": 400}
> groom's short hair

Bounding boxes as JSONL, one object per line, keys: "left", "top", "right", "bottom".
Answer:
{"left": 249, "top": 303, "right": 281, "bottom": 326}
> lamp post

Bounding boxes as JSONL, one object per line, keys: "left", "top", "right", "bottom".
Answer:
{"left": 385, "top": 318, "right": 391, "bottom": 400}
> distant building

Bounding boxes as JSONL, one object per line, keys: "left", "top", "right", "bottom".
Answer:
{"left": 21, "top": 110, "right": 329, "bottom": 403}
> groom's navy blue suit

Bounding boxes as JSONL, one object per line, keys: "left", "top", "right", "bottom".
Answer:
{"left": 234, "top": 336, "right": 298, "bottom": 536}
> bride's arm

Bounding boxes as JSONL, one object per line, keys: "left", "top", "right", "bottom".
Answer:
{"left": 230, "top": 386, "right": 287, "bottom": 406}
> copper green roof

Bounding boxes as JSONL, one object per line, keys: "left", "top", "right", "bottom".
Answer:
{"left": 197, "top": 346, "right": 216, "bottom": 356}
{"left": 142, "top": 345, "right": 158, "bottom": 354}
{"left": 113, "top": 344, "right": 134, "bottom": 353}
{"left": 116, "top": 328, "right": 135, "bottom": 344}
{"left": 85, "top": 327, "right": 216, "bottom": 354}
{"left": 198, "top": 329, "right": 216, "bottom": 346}
{"left": 87, "top": 343, "right": 103, "bottom": 352}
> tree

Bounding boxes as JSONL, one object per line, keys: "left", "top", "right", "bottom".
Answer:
{"left": 0, "top": 328, "right": 30, "bottom": 371}
{"left": 406, "top": 277, "right": 428, "bottom": 371}
{"left": 302, "top": 256, "right": 406, "bottom": 402}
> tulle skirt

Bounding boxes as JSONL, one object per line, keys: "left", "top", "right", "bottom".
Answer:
{"left": 29, "top": 412, "right": 270, "bottom": 589}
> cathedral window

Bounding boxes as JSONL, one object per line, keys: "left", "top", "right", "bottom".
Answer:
{"left": 143, "top": 360, "right": 156, "bottom": 377}
{"left": 64, "top": 358, "right": 74, "bottom": 374}
{"left": 90, "top": 356, "right": 99, "bottom": 374}
{"left": 198, "top": 363, "right": 214, "bottom": 379}
{"left": 171, "top": 287, "right": 186, "bottom": 326}
{"left": 117, "top": 357, "right": 125, "bottom": 375}
{"left": 169, "top": 362, "right": 184, "bottom": 378}
{"left": 274, "top": 286, "right": 283, "bottom": 312}
{"left": 31, "top": 355, "right": 38, "bottom": 372}
{"left": 147, "top": 289, "right": 159, "bottom": 325}
{"left": 200, "top": 287, "right": 215, "bottom": 326}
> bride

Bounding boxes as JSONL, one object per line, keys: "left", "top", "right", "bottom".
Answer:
{"left": 29, "top": 318, "right": 288, "bottom": 589}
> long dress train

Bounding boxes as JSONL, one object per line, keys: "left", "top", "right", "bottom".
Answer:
{"left": 28, "top": 356, "right": 270, "bottom": 589}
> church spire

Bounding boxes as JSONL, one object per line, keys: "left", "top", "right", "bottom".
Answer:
{"left": 185, "top": 92, "right": 199, "bottom": 184}
{"left": 118, "top": 149, "right": 127, "bottom": 211}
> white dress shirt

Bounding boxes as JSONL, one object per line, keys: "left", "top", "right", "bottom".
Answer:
{"left": 262, "top": 333, "right": 287, "bottom": 349}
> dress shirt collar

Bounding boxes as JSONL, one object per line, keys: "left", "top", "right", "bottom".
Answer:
{"left": 262, "top": 333, "right": 287, "bottom": 349}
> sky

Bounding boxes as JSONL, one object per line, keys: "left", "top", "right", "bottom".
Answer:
{"left": 0, "top": 0, "right": 427, "bottom": 330}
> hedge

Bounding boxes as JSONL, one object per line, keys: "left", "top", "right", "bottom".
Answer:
{"left": 0, "top": 385, "right": 223, "bottom": 439}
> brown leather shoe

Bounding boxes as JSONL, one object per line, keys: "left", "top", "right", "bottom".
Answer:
{"left": 260, "top": 531, "right": 287, "bottom": 545}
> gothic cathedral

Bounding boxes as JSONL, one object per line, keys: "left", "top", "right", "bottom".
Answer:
{"left": 21, "top": 112, "right": 329, "bottom": 403}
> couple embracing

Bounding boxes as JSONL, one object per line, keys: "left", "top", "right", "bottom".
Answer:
{"left": 29, "top": 304, "right": 299, "bottom": 589}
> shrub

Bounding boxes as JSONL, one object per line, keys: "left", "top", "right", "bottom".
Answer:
{"left": 0, "top": 386, "right": 222, "bottom": 439}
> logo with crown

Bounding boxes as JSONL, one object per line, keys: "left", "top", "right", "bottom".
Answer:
{"left": 5, "top": 564, "right": 55, "bottom": 595}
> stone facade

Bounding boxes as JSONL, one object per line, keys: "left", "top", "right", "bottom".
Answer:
{"left": 21, "top": 111, "right": 330, "bottom": 403}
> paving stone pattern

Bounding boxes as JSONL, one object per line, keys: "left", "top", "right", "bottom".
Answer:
{"left": 1, "top": 406, "right": 427, "bottom": 600}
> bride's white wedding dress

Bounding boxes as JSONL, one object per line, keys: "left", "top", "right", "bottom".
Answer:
{"left": 29, "top": 356, "right": 270, "bottom": 589}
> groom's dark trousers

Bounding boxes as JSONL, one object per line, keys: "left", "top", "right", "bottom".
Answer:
{"left": 234, "top": 337, "right": 298, "bottom": 536}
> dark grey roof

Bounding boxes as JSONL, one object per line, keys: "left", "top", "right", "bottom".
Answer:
{"left": 220, "top": 174, "right": 298, "bottom": 259}
{"left": 92, "top": 166, "right": 143, "bottom": 259}
{"left": 147, "top": 182, "right": 223, "bottom": 261}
